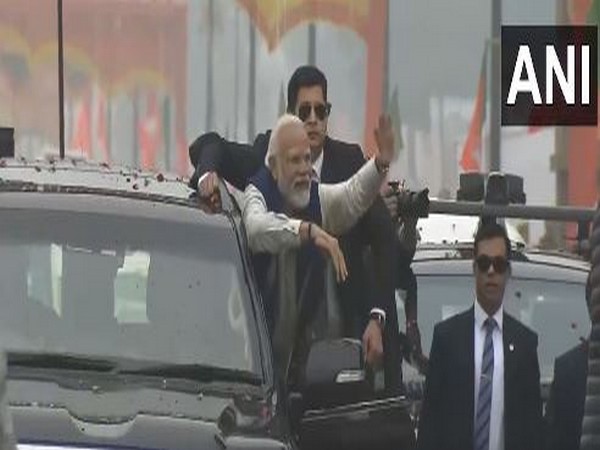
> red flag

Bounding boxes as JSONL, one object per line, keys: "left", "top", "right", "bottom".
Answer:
{"left": 138, "top": 94, "right": 161, "bottom": 170}
{"left": 96, "top": 95, "right": 110, "bottom": 163}
{"left": 71, "top": 98, "right": 91, "bottom": 157}
{"left": 460, "top": 48, "right": 487, "bottom": 172}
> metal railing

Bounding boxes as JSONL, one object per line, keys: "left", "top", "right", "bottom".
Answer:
{"left": 429, "top": 200, "right": 596, "bottom": 223}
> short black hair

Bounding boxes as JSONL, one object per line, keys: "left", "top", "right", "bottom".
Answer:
{"left": 286, "top": 65, "right": 328, "bottom": 113}
{"left": 473, "top": 220, "right": 511, "bottom": 259}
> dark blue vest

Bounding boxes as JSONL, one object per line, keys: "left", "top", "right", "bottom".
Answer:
{"left": 248, "top": 167, "right": 325, "bottom": 336}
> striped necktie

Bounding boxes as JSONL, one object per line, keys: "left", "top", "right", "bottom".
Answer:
{"left": 474, "top": 317, "right": 497, "bottom": 450}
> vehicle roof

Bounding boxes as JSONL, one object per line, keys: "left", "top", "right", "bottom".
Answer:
{"left": 413, "top": 246, "right": 589, "bottom": 283}
{"left": 0, "top": 157, "right": 237, "bottom": 226}
{"left": 0, "top": 156, "right": 192, "bottom": 197}
{"left": 417, "top": 213, "right": 526, "bottom": 247}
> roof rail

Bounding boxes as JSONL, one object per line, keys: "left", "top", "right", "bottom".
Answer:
{"left": 429, "top": 199, "right": 597, "bottom": 258}
{"left": 429, "top": 200, "right": 595, "bottom": 222}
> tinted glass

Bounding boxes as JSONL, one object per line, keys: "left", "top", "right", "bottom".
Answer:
{"left": 0, "top": 207, "right": 260, "bottom": 374}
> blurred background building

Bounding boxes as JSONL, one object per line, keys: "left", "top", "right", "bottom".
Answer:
{"left": 0, "top": 0, "right": 598, "bottom": 244}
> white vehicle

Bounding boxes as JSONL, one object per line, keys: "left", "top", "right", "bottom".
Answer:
{"left": 416, "top": 213, "right": 526, "bottom": 248}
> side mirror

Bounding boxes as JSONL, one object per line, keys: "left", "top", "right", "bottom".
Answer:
{"left": 300, "top": 338, "right": 373, "bottom": 409}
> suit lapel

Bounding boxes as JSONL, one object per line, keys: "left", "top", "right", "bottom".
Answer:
{"left": 502, "top": 313, "right": 522, "bottom": 449}
{"left": 574, "top": 343, "right": 589, "bottom": 433}
{"left": 320, "top": 137, "right": 335, "bottom": 183}
{"left": 457, "top": 307, "right": 476, "bottom": 441}
{"left": 502, "top": 313, "right": 519, "bottom": 393}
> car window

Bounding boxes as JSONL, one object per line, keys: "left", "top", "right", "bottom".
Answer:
{"left": 0, "top": 207, "right": 260, "bottom": 374}
{"left": 398, "top": 273, "right": 589, "bottom": 381}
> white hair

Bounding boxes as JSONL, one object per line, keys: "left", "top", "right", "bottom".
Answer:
{"left": 264, "top": 114, "right": 304, "bottom": 169}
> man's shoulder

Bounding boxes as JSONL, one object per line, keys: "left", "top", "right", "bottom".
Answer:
{"left": 434, "top": 308, "right": 473, "bottom": 335}
{"left": 255, "top": 130, "right": 271, "bottom": 144}
{"left": 555, "top": 342, "right": 587, "bottom": 370}
{"left": 251, "top": 131, "right": 271, "bottom": 155}
{"left": 191, "top": 131, "right": 223, "bottom": 146}
{"left": 325, "top": 136, "right": 365, "bottom": 161}
{"left": 504, "top": 313, "right": 538, "bottom": 346}
{"left": 188, "top": 131, "right": 224, "bottom": 162}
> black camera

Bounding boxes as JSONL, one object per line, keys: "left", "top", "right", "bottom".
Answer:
{"left": 388, "top": 182, "right": 430, "bottom": 218}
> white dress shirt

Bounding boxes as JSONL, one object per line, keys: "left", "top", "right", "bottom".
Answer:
{"left": 312, "top": 150, "right": 324, "bottom": 181}
{"left": 474, "top": 300, "right": 505, "bottom": 450}
{"left": 242, "top": 158, "right": 384, "bottom": 253}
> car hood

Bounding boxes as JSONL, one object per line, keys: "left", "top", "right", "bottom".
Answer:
{"left": 15, "top": 414, "right": 286, "bottom": 450}
{"left": 8, "top": 374, "right": 280, "bottom": 450}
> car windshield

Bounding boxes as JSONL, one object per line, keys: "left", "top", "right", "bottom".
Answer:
{"left": 401, "top": 272, "right": 589, "bottom": 381}
{"left": 0, "top": 206, "right": 261, "bottom": 376}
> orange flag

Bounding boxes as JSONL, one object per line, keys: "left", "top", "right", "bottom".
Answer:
{"left": 138, "top": 94, "right": 161, "bottom": 170}
{"left": 460, "top": 48, "right": 487, "bottom": 172}
{"left": 71, "top": 98, "right": 91, "bottom": 157}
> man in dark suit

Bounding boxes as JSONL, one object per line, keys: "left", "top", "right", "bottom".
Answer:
{"left": 189, "top": 65, "right": 407, "bottom": 393}
{"left": 544, "top": 272, "right": 592, "bottom": 450}
{"left": 417, "top": 222, "right": 543, "bottom": 450}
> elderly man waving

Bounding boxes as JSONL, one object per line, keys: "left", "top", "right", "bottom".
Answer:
{"left": 242, "top": 113, "right": 394, "bottom": 373}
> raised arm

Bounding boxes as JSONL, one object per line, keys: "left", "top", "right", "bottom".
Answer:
{"left": 319, "top": 115, "right": 395, "bottom": 236}
{"left": 318, "top": 158, "right": 387, "bottom": 235}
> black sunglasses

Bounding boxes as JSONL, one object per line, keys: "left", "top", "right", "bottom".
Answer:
{"left": 297, "top": 102, "right": 331, "bottom": 122}
{"left": 475, "top": 255, "right": 510, "bottom": 274}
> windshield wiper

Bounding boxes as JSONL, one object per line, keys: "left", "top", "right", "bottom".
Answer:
{"left": 120, "top": 363, "right": 262, "bottom": 386}
{"left": 7, "top": 351, "right": 118, "bottom": 372}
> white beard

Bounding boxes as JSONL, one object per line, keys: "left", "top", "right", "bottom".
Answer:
{"left": 287, "top": 187, "right": 310, "bottom": 210}
{"left": 279, "top": 180, "right": 310, "bottom": 210}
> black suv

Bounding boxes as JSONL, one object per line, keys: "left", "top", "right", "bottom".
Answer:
{"left": 0, "top": 158, "right": 411, "bottom": 450}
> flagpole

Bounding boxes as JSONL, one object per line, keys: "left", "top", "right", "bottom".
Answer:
{"left": 234, "top": 6, "right": 239, "bottom": 140}
{"left": 248, "top": 21, "right": 256, "bottom": 140}
{"left": 57, "top": 0, "right": 65, "bottom": 159}
{"left": 489, "top": 0, "right": 502, "bottom": 171}
{"left": 308, "top": 23, "right": 316, "bottom": 65}
{"left": 205, "top": 0, "right": 215, "bottom": 131}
